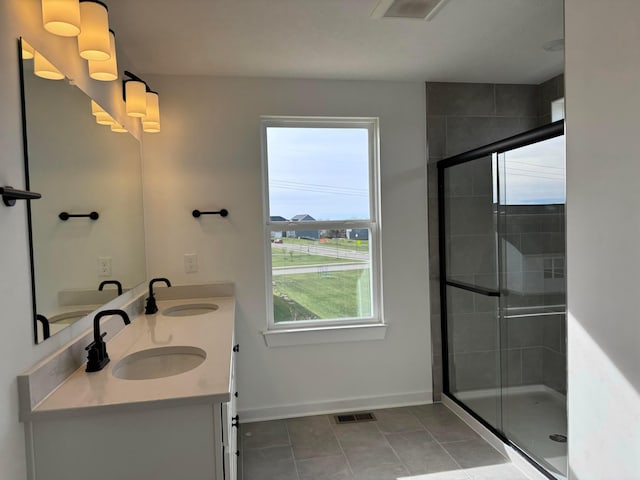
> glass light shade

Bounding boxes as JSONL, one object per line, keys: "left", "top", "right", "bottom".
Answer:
{"left": 91, "top": 99, "right": 104, "bottom": 116}
{"left": 143, "top": 91, "right": 160, "bottom": 123}
{"left": 42, "top": 0, "right": 81, "bottom": 37}
{"left": 95, "top": 111, "right": 116, "bottom": 126}
{"left": 125, "top": 80, "right": 147, "bottom": 117}
{"left": 21, "top": 39, "right": 35, "bottom": 60}
{"left": 111, "top": 123, "right": 127, "bottom": 133}
{"left": 77, "top": 1, "right": 110, "bottom": 61}
{"left": 143, "top": 122, "right": 161, "bottom": 133}
{"left": 33, "top": 51, "right": 64, "bottom": 80}
{"left": 88, "top": 30, "right": 117, "bottom": 81}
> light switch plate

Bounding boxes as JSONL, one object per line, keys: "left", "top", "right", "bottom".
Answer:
{"left": 98, "top": 257, "right": 112, "bottom": 277}
{"left": 184, "top": 253, "right": 198, "bottom": 273}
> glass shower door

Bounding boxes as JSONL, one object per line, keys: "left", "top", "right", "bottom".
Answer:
{"left": 497, "top": 135, "right": 567, "bottom": 479}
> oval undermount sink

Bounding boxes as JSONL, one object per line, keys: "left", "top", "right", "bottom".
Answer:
{"left": 112, "top": 346, "right": 206, "bottom": 380}
{"left": 162, "top": 303, "right": 219, "bottom": 317}
{"left": 49, "top": 310, "right": 93, "bottom": 324}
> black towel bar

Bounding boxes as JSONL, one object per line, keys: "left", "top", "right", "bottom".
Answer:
{"left": 59, "top": 211, "right": 99, "bottom": 221}
{"left": 192, "top": 208, "right": 229, "bottom": 218}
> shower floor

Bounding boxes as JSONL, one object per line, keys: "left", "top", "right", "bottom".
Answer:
{"left": 457, "top": 384, "right": 567, "bottom": 479}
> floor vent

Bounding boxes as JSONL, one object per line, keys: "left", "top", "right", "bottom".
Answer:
{"left": 334, "top": 412, "right": 377, "bottom": 424}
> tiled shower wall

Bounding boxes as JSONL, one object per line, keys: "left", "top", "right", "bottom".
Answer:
{"left": 427, "top": 76, "right": 565, "bottom": 400}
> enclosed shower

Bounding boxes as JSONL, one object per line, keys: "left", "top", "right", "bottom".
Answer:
{"left": 438, "top": 121, "right": 566, "bottom": 479}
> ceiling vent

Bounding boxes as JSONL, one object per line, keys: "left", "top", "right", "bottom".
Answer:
{"left": 371, "top": 0, "right": 450, "bottom": 21}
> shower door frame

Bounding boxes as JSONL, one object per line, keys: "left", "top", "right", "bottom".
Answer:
{"left": 437, "top": 120, "right": 565, "bottom": 479}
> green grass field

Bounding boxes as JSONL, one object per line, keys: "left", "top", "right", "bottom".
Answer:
{"left": 273, "top": 268, "right": 372, "bottom": 322}
{"left": 271, "top": 250, "right": 362, "bottom": 268}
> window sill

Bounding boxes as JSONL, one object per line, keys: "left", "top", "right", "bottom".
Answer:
{"left": 262, "top": 323, "right": 388, "bottom": 347}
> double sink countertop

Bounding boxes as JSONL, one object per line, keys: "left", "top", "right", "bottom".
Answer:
{"left": 20, "top": 292, "right": 236, "bottom": 421}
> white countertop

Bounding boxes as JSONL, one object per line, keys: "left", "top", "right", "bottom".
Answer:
{"left": 29, "top": 296, "right": 236, "bottom": 420}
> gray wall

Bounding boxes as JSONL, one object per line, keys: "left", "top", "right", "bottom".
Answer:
{"left": 427, "top": 77, "right": 565, "bottom": 400}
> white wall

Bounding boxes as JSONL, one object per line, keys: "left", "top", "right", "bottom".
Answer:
{"left": 565, "top": 1, "right": 640, "bottom": 478}
{"left": 142, "top": 75, "right": 432, "bottom": 418}
{"left": 0, "top": 1, "right": 140, "bottom": 477}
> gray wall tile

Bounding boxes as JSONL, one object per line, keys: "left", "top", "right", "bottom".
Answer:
{"left": 495, "top": 84, "right": 539, "bottom": 117}
{"left": 543, "top": 347, "right": 567, "bottom": 394}
{"left": 427, "top": 116, "right": 446, "bottom": 158}
{"left": 522, "top": 347, "right": 544, "bottom": 384}
{"left": 427, "top": 83, "right": 495, "bottom": 116}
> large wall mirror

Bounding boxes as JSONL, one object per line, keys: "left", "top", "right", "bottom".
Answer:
{"left": 19, "top": 38, "right": 147, "bottom": 344}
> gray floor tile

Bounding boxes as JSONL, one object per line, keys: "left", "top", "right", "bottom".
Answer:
{"left": 345, "top": 445, "right": 402, "bottom": 473}
{"left": 371, "top": 407, "right": 426, "bottom": 434}
{"left": 296, "top": 454, "right": 352, "bottom": 480}
{"left": 333, "top": 422, "right": 388, "bottom": 452}
{"left": 416, "top": 411, "right": 479, "bottom": 443}
{"left": 287, "top": 415, "right": 342, "bottom": 460}
{"left": 242, "top": 420, "right": 290, "bottom": 449}
{"left": 465, "top": 463, "right": 528, "bottom": 480}
{"left": 243, "top": 445, "right": 299, "bottom": 480}
{"left": 386, "top": 431, "right": 460, "bottom": 475}
{"left": 441, "top": 439, "right": 508, "bottom": 469}
{"left": 400, "top": 471, "right": 470, "bottom": 479}
{"left": 351, "top": 463, "right": 410, "bottom": 480}
{"left": 410, "top": 403, "right": 453, "bottom": 419}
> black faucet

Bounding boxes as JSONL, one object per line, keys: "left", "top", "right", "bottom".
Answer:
{"left": 145, "top": 278, "right": 172, "bottom": 314}
{"left": 98, "top": 280, "right": 123, "bottom": 296}
{"left": 85, "top": 309, "right": 130, "bottom": 372}
{"left": 36, "top": 314, "right": 50, "bottom": 340}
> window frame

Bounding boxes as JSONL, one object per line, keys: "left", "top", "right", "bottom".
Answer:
{"left": 260, "top": 116, "right": 383, "bottom": 336}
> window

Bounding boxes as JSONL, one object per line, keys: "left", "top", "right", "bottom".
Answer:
{"left": 261, "top": 117, "right": 383, "bottom": 340}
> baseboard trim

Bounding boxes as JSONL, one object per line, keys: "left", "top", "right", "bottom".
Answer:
{"left": 442, "top": 394, "right": 554, "bottom": 480}
{"left": 239, "top": 390, "right": 432, "bottom": 423}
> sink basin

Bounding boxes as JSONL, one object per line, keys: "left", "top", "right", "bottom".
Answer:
{"left": 49, "top": 309, "right": 93, "bottom": 324}
{"left": 162, "top": 303, "right": 218, "bottom": 317}
{"left": 112, "top": 346, "right": 206, "bottom": 380}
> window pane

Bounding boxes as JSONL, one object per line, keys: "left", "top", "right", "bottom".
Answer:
{"left": 266, "top": 127, "right": 370, "bottom": 221}
{"left": 271, "top": 231, "right": 372, "bottom": 322}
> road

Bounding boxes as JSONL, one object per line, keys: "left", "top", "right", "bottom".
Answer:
{"left": 273, "top": 263, "right": 368, "bottom": 276}
{"left": 272, "top": 242, "right": 369, "bottom": 261}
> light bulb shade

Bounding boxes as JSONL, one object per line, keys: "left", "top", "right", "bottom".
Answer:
{"left": 77, "top": 0, "right": 110, "bottom": 61}
{"left": 95, "top": 111, "right": 116, "bottom": 126}
{"left": 21, "top": 39, "right": 35, "bottom": 60}
{"left": 111, "top": 123, "right": 127, "bottom": 132}
{"left": 34, "top": 51, "right": 64, "bottom": 80}
{"left": 125, "top": 80, "right": 147, "bottom": 117}
{"left": 143, "top": 91, "right": 160, "bottom": 123}
{"left": 42, "top": 0, "right": 81, "bottom": 37}
{"left": 88, "top": 30, "right": 118, "bottom": 81}
{"left": 143, "top": 122, "right": 161, "bottom": 133}
{"left": 91, "top": 99, "right": 105, "bottom": 116}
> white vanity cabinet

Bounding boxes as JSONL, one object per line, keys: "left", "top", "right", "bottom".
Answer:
{"left": 20, "top": 294, "right": 238, "bottom": 480}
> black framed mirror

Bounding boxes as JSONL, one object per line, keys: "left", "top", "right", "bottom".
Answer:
{"left": 18, "top": 38, "right": 147, "bottom": 343}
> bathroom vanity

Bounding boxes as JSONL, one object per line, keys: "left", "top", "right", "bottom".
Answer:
{"left": 18, "top": 286, "right": 237, "bottom": 480}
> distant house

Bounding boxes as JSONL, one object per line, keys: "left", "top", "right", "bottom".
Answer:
{"left": 348, "top": 228, "right": 369, "bottom": 240}
{"left": 289, "top": 214, "right": 319, "bottom": 240}
{"left": 270, "top": 216, "right": 288, "bottom": 238}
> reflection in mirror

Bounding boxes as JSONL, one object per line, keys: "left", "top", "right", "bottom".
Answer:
{"left": 19, "top": 38, "right": 147, "bottom": 343}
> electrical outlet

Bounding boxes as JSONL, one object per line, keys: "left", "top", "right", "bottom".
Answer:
{"left": 98, "top": 257, "right": 112, "bottom": 277}
{"left": 184, "top": 253, "right": 198, "bottom": 273}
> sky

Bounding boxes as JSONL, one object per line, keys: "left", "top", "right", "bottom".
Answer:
{"left": 266, "top": 127, "right": 371, "bottom": 220}
{"left": 500, "top": 135, "right": 565, "bottom": 205}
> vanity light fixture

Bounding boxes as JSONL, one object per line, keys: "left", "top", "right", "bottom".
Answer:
{"left": 142, "top": 91, "right": 160, "bottom": 133}
{"left": 110, "top": 122, "right": 127, "bottom": 133}
{"left": 90, "top": 100, "right": 116, "bottom": 126}
{"left": 77, "top": 0, "right": 110, "bottom": 61}
{"left": 34, "top": 51, "right": 65, "bottom": 80}
{"left": 21, "top": 39, "right": 35, "bottom": 60}
{"left": 123, "top": 75, "right": 147, "bottom": 117}
{"left": 88, "top": 29, "right": 118, "bottom": 81}
{"left": 42, "top": 0, "right": 81, "bottom": 37}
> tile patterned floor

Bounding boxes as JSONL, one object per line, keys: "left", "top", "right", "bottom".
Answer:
{"left": 240, "top": 404, "right": 530, "bottom": 480}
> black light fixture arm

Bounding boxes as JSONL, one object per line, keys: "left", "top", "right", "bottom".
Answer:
{"left": 122, "top": 71, "right": 157, "bottom": 100}
{"left": 193, "top": 208, "right": 229, "bottom": 218}
{"left": 1, "top": 186, "right": 41, "bottom": 207}
{"left": 59, "top": 211, "right": 99, "bottom": 221}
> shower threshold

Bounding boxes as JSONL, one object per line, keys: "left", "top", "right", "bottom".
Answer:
{"left": 450, "top": 384, "right": 567, "bottom": 480}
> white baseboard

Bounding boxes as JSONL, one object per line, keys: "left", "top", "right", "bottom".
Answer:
{"left": 442, "top": 394, "right": 554, "bottom": 480}
{"left": 239, "top": 390, "right": 433, "bottom": 423}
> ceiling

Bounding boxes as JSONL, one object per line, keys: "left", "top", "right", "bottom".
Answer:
{"left": 107, "top": 0, "right": 564, "bottom": 84}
